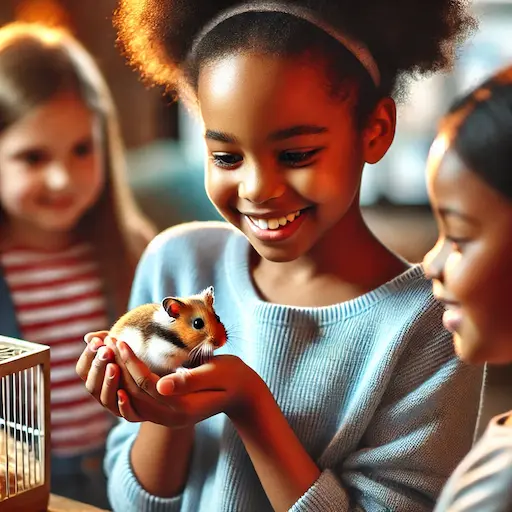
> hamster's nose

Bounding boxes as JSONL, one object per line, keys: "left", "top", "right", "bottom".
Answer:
{"left": 212, "top": 330, "right": 227, "bottom": 348}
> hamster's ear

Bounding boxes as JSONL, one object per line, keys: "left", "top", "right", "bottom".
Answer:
{"left": 162, "top": 297, "right": 184, "bottom": 319}
{"left": 201, "top": 286, "right": 215, "bottom": 308}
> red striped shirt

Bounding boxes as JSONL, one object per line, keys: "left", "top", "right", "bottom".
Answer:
{"left": 1, "top": 244, "right": 114, "bottom": 457}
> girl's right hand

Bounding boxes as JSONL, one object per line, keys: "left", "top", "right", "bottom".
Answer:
{"left": 77, "top": 331, "right": 122, "bottom": 417}
{"left": 77, "top": 331, "right": 184, "bottom": 427}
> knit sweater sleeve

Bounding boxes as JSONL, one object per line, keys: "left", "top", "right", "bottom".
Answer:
{"left": 291, "top": 312, "right": 483, "bottom": 512}
{"left": 433, "top": 413, "right": 512, "bottom": 512}
{"left": 103, "top": 233, "right": 183, "bottom": 512}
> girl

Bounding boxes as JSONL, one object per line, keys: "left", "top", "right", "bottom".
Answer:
{"left": 423, "top": 66, "right": 512, "bottom": 512}
{"left": 78, "top": 1, "right": 483, "bottom": 511}
{"left": 0, "top": 22, "right": 155, "bottom": 507}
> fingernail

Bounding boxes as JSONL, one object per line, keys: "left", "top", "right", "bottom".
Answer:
{"left": 157, "top": 377, "right": 174, "bottom": 395}
{"left": 118, "top": 341, "right": 128, "bottom": 359}
{"left": 106, "top": 365, "right": 116, "bottom": 379}
{"left": 117, "top": 391, "right": 124, "bottom": 405}
{"left": 98, "top": 346, "right": 109, "bottom": 361}
{"left": 89, "top": 338, "right": 102, "bottom": 352}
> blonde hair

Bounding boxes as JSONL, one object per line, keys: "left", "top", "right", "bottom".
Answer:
{"left": 0, "top": 22, "right": 156, "bottom": 315}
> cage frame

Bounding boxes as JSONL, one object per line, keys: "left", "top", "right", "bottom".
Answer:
{"left": 0, "top": 334, "right": 51, "bottom": 512}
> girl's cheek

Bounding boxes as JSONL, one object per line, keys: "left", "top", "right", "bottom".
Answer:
{"left": 288, "top": 169, "right": 352, "bottom": 204}
{"left": 444, "top": 250, "right": 463, "bottom": 288}
{"left": 1, "top": 172, "right": 32, "bottom": 203}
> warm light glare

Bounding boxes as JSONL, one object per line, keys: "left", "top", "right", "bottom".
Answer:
{"left": 14, "top": 0, "right": 70, "bottom": 28}
{"left": 427, "top": 133, "right": 450, "bottom": 173}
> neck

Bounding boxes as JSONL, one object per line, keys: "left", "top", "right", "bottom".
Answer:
{"left": 0, "top": 219, "right": 76, "bottom": 252}
{"left": 254, "top": 202, "right": 407, "bottom": 287}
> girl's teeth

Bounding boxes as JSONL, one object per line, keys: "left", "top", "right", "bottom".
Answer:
{"left": 250, "top": 210, "right": 302, "bottom": 230}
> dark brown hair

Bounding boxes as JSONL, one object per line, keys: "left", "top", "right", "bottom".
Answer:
{"left": 442, "top": 66, "right": 512, "bottom": 201}
{"left": 0, "top": 22, "right": 156, "bottom": 316}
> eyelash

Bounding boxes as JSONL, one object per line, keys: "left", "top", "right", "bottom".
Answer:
{"left": 74, "top": 141, "right": 93, "bottom": 157}
{"left": 23, "top": 151, "right": 47, "bottom": 166}
{"left": 446, "top": 236, "right": 469, "bottom": 251}
{"left": 210, "top": 148, "right": 323, "bottom": 170}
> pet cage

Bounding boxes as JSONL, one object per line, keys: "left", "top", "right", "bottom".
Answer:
{"left": 0, "top": 335, "right": 50, "bottom": 512}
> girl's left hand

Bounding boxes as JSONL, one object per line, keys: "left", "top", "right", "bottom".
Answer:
{"left": 117, "top": 341, "right": 265, "bottom": 427}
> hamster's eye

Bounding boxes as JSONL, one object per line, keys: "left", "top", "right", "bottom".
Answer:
{"left": 193, "top": 318, "right": 205, "bottom": 330}
{"left": 214, "top": 314, "right": 220, "bottom": 323}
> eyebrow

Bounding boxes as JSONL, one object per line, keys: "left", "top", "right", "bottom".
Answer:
{"left": 438, "top": 207, "right": 477, "bottom": 225}
{"left": 8, "top": 146, "right": 47, "bottom": 159}
{"left": 204, "top": 124, "right": 328, "bottom": 144}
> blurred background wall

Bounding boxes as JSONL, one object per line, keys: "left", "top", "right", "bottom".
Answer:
{"left": 1, "top": 0, "right": 511, "bottom": 429}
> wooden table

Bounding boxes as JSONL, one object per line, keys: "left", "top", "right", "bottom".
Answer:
{"left": 48, "top": 494, "right": 110, "bottom": 511}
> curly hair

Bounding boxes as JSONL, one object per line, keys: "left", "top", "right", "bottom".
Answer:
{"left": 114, "top": 0, "right": 476, "bottom": 122}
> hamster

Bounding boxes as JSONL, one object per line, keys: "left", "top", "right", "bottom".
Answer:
{"left": 109, "top": 286, "right": 227, "bottom": 376}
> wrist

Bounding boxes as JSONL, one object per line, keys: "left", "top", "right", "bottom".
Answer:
{"left": 228, "top": 368, "right": 274, "bottom": 426}
{"left": 140, "top": 421, "right": 194, "bottom": 438}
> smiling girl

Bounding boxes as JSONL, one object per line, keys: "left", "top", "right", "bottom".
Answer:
{"left": 0, "top": 22, "right": 155, "bottom": 506}
{"left": 78, "top": 1, "right": 483, "bottom": 511}
{"left": 423, "top": 66, "right": 512, "bottom": 512}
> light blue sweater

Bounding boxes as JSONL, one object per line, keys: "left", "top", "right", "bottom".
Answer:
{"left": 104, "top": 221, "right": 483, "bottom": 512}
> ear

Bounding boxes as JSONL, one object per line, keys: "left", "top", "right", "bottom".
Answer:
{"left": 161, "top": 297, "right": 184, "bottom": 319}
{"left": 200, "top": 286, "right": 215, "bottom": 308}
{"left": 362, "top": 97, "right": 396, "bottom": 165}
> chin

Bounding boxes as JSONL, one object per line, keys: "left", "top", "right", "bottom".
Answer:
{"left": 256, "top": 247, "right": 300, "bottom": 263}
{"left": 246, "top": 234, "right": 310, "bottom": 263}
{"left": 39, "top": 214, "right": 82, "bottom": 232}
{"left": 239, "top": 220, "right": 318, "bottom": 264}
{"left": 452, "top": 332, "right": 484, "bottom": 364}
{"left": 453, "top": 331, "right": 507, "bottom": 366}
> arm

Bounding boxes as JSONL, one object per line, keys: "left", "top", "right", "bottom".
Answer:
{"left": 229, "top": 351, "right": 483, "bottom": 511}
{"left": 102, "top": 238, "right": 195, "bottom": 512}
{"left": 434, "top": 413, "right": 512, "bottom": 512}
{"left": 131, "top": 423, "right": 194, "bottom": 497}
{"left": 104, "top": 419, "right": 193, "bottom": 511}
{"left": 230, "top": 379, "right": 321, "bottom": 512}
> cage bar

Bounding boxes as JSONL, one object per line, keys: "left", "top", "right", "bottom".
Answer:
{"left": 0, "top": 335, "right": 50, "bottom": 512}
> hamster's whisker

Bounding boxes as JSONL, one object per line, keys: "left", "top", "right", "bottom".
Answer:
{"left": 224, "top": 333, "right": 249, "bottom": 344}
{"left": 187, "top": 342, "right": 214, "bottom": 367}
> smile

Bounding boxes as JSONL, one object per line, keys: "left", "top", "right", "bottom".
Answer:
{"left": 243, "top": 209, "right": 309, "bottom": 242}
{"left": 248, "top": 210, "right": 301, "bottom": 231}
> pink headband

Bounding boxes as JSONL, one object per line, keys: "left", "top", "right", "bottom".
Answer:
{"left": 189, "top": 1, "right": 381, "bottom": 87}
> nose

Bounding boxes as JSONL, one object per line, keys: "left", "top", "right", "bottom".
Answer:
{"left": 238, "top": 163, "right": 285, "bottom": 204}
{"left": 423, "top": 238, "right": 450, "bottom": 281}
{"left": 45, "top": 163, "right": 70, "bottom": 191}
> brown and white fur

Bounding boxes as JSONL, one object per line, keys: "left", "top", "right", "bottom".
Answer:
{"left": 109, "top": 286, "right": 227, "bottom": 376}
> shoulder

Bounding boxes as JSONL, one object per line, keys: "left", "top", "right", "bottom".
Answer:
{"left": 130, "top": 221, "right": 242, "bottom": 303}
{"left": 148, "top": 220, "right": 238, "bottom": 255}
{"left": 436, "top": 425, "right": 512, "bottom": 511}
{"left": 370, "top": 264, "right": 445, "bottom": 335}
{"left": 369, "top": 265, "right": 465, "bottom": 381}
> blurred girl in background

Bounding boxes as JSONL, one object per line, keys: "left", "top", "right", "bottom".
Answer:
{"left": 0, "top": 22, "right": 155, "bottom": 507}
